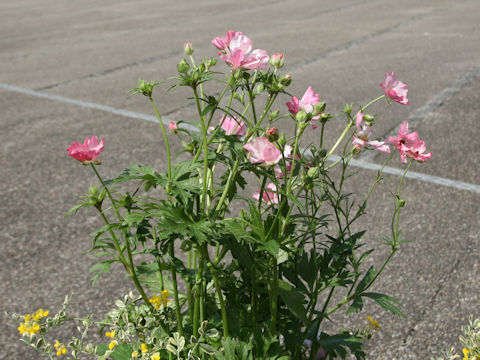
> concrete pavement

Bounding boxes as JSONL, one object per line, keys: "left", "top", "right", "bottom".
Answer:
{"left": 1, "top": 0, "right": 479, "bottom": 358}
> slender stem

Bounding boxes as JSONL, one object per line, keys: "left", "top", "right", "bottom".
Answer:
{"left": 150, "top": 98, "right": 172, "bottom": 178}
{"left": 169, "top": 242, "right": 184, "bottom": 336}
{"left": 90, "top": 164, "right": 154, "bottom": 311}
{"left": 251, "top": 249, "right": 257, "bottom": 336}
{"left": 361, "top": 94, "right": 385, "bottom": 112}
{"left": 324, "top": 121, "right": 354, "bottom": 163}
{"left": 193, "top": 250, "right": 204, "bottom": 339}
{"left": 207, "top": 262, "right": 229, "bottom": 337}
{"left": 270, "top": 257, "right": 278, "bottom": 333}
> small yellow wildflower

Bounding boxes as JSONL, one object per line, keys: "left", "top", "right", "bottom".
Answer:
{"left": 131, "top": 351, "right": 139, "bottom": 358}
{"left": 105, "top": 331, "right": 115, "bottom": 338}
{"left": 54, "top": 340, "right": 67, "bottom": 356}
{"left": 151, "top": 353, "right": 160, "bottom": 360}
{"left": 108, "top": 340, "right": 118, "bottom": 350}
{"left": 18, "top": 321, "right": 40, "bottom": 335}
{"left": 463, "top": 348, "right": 470, "bottom": 360}
{"left": 141, "top": 343, "right": 148, "bottom": 353}
{"left": 33, "top": 309, "right": 49, "bottom": 321}
{"left": 24, "top": 314, "right": 32, "bottom": 322}
{"left": 367, "top": 315, "right": 381, "bottom": 329}
{"left": 161, "top": 289, "right": 172, "bottom": 307}
{"left": 149, "top": 295, "right": 162, "bottom": 309}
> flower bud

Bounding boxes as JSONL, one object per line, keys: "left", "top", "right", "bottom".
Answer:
{"left": 363, "top": 113, "right": 375, "bottom": 126}
{"left": 319, "top": 112, "right": 331, "bottom": 124}
{"left": 317, "top": 149, "right": 327, "bottom": 158}
{"left": 270, "top": 53, "right": 285, "bottom": 69}
{"left": 177, "top": 59, "right": 190, "bottom": 74}
{"left": 89, "top": 185, "right": 99, "bottom": 196}
{"left": 266, "top": 127, "right": 279, "bottom": 142}
{"left": 168, "top": 121, "right": 178, "bottom": 134}
{"left": 280, "top": 74, "right": 292, "bottom": 87}
{"left": 278, "top": 133, "right": 287, "bottom": 146}
{"left": 397, "top": 198, "right": 406, "bottom": 207}
{"left": 184, "top": 42, "right": 194, "bottom": 55}
{"left": 255, "top": 83, "right": 265, "bottom": 95}
{"left": 344, "top": 103, "right": 352, "bottom": 115}
{"left": 205, "top": 58, "right": 217, "bottom": 68}
{"left": 307, "top": 166, "right": 318, "bottom": 178}
{"left": 269, "top": 110, "right": 279, "bottom": 121}
{"left": 296, "top": 109, "right": 308, "bottom": 123}
{"left": 314, "top": 102, "right": 326, "bottom": 114}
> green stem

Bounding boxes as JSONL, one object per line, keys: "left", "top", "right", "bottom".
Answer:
{"left": 90, "top": 164, "right": 154, "bottom": 312}
{"left": 207, "top": 262, "right": 229, "bottom": 337}
{"left": 361, "top": 94, "right": 385, "bottom": 112}
{"left": 193, "top": 250, "right": 205, "bottom": 339}
{"left": 169, "top": 242, "right": 184, "bottom": 336}
{"left": 324, "top": 121, "right": 354, "bottom": 163}
{"left": 270, "top": 257, "right": 278, "bottom": 333}
{"left": 193, "top": 87, "right": 210, "bottom": 213}
{"left": 150, "top": 97, "right": 172, "bottom": 178}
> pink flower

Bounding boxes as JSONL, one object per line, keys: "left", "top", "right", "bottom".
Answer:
{"left": 253, "top": 183, "right": 279, "bottom": 205}
{"left": 216, "top": 33, "right": 269, "bottom": 70}
{"left": 67, "top": 136, "right": 105, "bottom": 163}
{"left": 404, "top": 139, "right": 432, "bottom": 162}
{"left": 286, "top": 86, "right": 321, "bottom": 128}
{"left": 219, "top": 115, "right": 246, "bottom": 136}
{"left": 211, "top": 30, "right": 243, "bottom": 50}
{"left": 352, "top": 112, "right": 390, "bottom": 153}
{"left": 244, "top": 136, "right": 291, "bottom": 166}
{"left": 380, "top": 72, "right": 409, "bottom": 105}
{"left": 168, "top": 121, "right": 178, "bottom": 133}
{"left": 386, "top": 121, "right": 432, "bottom": 162}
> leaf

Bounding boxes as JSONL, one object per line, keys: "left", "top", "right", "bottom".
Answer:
{"left": 318, "top": 332, "right": 365, "bottom": 359}
{"left": 96, "top": 343, "right": 134, "bottom": 360}
{"left": 362, "top": 292, "right": 405, "bottom": 317}
{"left": 199, "top": 343, "right": 217, "bottom": 355}
{"left": 355, "top": 266, "right": 376, "bottom": 294}
{"left": 346, "top": 296, "right": 364, "bottom": 314}
{"left": 122, "top": 212, "right": 147, "bottom": 226}
{"left": 258, "top": 240, "right": 279, "bottom": 258}
{"left": 277, "top": 279, "right": 307, "bottom": 324}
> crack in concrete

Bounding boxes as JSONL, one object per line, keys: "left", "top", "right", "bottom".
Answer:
{"left": 34, "top": 0, "right": 379, "bottom": 92}
{"left": 401, "top": 242, "right": 468, "bottom": 345}
{"left": 149, "top": 0, "right": 471, "bottom": 120}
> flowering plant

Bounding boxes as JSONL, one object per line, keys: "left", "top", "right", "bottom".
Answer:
{"left": 12, "top": 31, "right": 431, "bottom": 359}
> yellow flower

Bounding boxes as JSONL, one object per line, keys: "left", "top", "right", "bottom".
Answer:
{"left": 54, "top": 340, "right": 67, "bottom": 356}
{"left": 24, "top": 314, "right": 32, "bottom": 322}
{"left": 367, "top": 315, "right": 381, "bottom": 329}
{"left": 131, "top": 351, "right": 139, "bottom": 358}
{"left": 151, "top": 353, "right": 160, "bottom": 360}
{"left": 141, "top": 343, "right": 148, "bottom": 353}
{"left": 105, "top": 331, "right": 115, "bottom": 338}
{"left": 161, "top": 289, "right": 172, "bottom": 307}
{"left": 18, "top": 321, "right": 40, "bottom": 335}
{"left": 108, "top": 340, "right": 118, "bottom": 350}
{"left": 33, "top": 309, "right": 49, "bottom": 321}
{"left": 149, "top": 295, "right": 162, "bottom": 309}
{"left": 463, "top": 348, "right": 470, "bottom": 360}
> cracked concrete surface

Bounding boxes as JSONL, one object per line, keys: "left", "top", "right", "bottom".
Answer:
{"left": 1, "top": 0, "right": 479, "bottom": 359}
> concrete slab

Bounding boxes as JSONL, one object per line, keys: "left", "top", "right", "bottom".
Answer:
{"left": 1, "top": 0, "right": 479, "bottom": 359}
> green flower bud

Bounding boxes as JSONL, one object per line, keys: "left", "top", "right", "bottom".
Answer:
{"left": 278, "top": 133, "right": 287, "bottom": 146}
{"left": 363, "top": 113, "right": 375, "bottom": 126}
{"left": 269, "top": 110, "right": 279, "bottom": 121}
{"left": 307, "top": 166, "right": 318, "bottom": 178}
{"left": 314, "top": 101, "right": 326, "bottom": 114}
{"left": 344, "top": 103, "right": 352, "bottom": 115}
{"left": 184, "top": 42, "right": 194, "bottom": 55}
{"left": 319, "top": 112, "right": 331, "bottom": 124}
{"left": 318, "top": 149, "right": 327, "bottom": 158}
{"left": 397, "top": 198, "right": 406, "bottom": 207}
{"left": 280, "top": 74, "right": 292, "bottom": 86}
{"left": 89, "top": 185, "right": 99, "bottom": 196}
{"left": 255, "top": 83, "right": 265, "bottom": 95}
{"left": 177, "top": 59, "right": 190, "bottom": 74}
{"left": 296, "top": 109, "right": 308, "bottom": 122}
